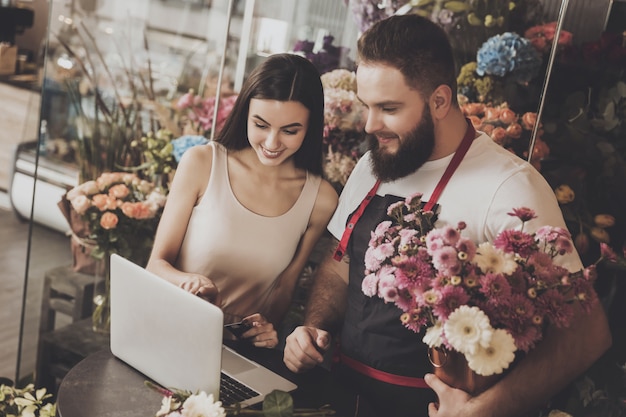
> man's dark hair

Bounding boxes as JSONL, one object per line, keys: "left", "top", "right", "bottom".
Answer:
{"left": 357, "top": 14, "right": 458, "bottom": 105}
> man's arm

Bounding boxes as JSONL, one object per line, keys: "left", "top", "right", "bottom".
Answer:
{"left": 428, "top": 301, "right": 612, "bottom": 417}
{"left": 283, "top": 238, "right": 350, "bottom": 373}
{"left": 303, "top": 238, "right": 350, "bottom": 332}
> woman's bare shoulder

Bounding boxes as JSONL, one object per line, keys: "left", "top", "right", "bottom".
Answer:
{"left": 313, "top": 178, "right": 339, "bottom": 221}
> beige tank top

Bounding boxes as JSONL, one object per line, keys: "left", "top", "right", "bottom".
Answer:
{"left": 175, "top": 141, "right": 321, "bottom": 324}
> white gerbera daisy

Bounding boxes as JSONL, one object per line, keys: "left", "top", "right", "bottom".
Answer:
{"left": 181, "top": 392, "right": 225, "bottom": 417}
{"left": 466, "top": 329, "right": 517, "bottom": 376}
{"left": 474, "top": 242, "right": 518, "bottom": 275}
{"left": 444, "top": 306, "right": 493, "bottom": 355}
{"left": 422, "top": 321, "right": 444, "bottom": 348}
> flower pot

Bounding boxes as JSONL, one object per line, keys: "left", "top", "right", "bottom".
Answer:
{"left": 92, "top": 255, "right": 111, "bottom": 333}
{"left": 429, "top": 347, "right": 502, "bottom": 395}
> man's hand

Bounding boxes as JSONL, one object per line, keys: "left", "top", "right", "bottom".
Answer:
{"left": 425, "top": 373, "right": 473, "bottom": 417}
{"left": 283, "top": 326, "right": 331, "bottom": 373}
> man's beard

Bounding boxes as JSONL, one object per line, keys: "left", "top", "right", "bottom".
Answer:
{"left": 369, "top": 107, "right": 435, "bottom": 182}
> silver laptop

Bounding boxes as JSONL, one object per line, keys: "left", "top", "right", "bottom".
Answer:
{"left": 109, "top": 253, "right": 297, "bottom": 407}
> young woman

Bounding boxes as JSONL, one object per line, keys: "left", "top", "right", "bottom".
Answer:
{"left": 147, "top": 53, "right": 338, "bottom": 349}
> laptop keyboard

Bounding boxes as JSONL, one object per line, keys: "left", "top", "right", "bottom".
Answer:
{"left": 219, "top": 372, "right": 260, "bottom": 406}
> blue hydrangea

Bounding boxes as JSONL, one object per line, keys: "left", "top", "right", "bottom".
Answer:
{"left": 171, "top": 135, "right": 209, "bottom": 162}
{"left": 476, "top": 32, "right": 542, "bottom": 84}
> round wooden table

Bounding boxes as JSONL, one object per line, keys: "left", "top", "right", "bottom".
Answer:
{"left": 56, "top": 346, "right": 352, "bottom": 417}
{"left": 56, "top": 349, "right": 163, "bottom": 417}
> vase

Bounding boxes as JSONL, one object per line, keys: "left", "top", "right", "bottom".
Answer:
{"left": 92, "top": 255, "right": 111, "bottom": 333}
{"left": 428, "top": 347, "right": 502, "bottom": 395}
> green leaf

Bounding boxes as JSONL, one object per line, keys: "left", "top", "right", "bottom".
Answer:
{"left": 411, "top": 0, "right": 434, "bottom": 6}
{"left": 262, "top": 390, "right": 294, "bottom": 417}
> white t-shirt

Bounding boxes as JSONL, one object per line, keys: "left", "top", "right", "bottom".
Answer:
{"left": 328, "top": 132, "right": 583, "bottom": 272}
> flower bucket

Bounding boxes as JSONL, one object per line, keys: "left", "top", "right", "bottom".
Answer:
{"left": 429, "top": 347, "right": 502, "bottom": 395}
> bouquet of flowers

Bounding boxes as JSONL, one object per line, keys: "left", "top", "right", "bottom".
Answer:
{"left": 65, "top": 171, "right": 167, "bottom": 264}
{"left": 0, "top": 379, "right": 56, "bottom": 417}
{"left": 175, "top": 89, "right": 238, "bottom": 138}
{"left": 320, "top": 69, "right": 366, "bottom": 189}
{"left": 524, "top": 21, "right": 573, "bottom": 55}
{"left": 362, "top": 196, "right": 613, "bottom": 377}
{"left": 459, "top": 100, "right": 549, "bottom": 171}
{"left": 147, "top": 382, "right": 335, "bottom": 417}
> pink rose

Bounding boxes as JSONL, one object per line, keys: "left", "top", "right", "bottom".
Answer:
{"left": 176, "top": 90, "right": 195, "bottom": 110}
{"left": 92, "top": 194, "right": 118, "bottom": 211}
{"left": 108, "top": 184, "right": 130, "bottom": 199}
{"left": 100, "top": 211, "right": 119, "bottom": 229}
{"left": 70, "top": 194, "right": 91, "bottom": 215}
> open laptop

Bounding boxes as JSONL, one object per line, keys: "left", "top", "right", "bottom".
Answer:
{"left": 109, "top": 253, "right": 297, "bottom": 407}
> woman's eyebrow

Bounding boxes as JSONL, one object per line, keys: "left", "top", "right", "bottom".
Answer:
{"left": 251, "top": 114, "right": 304, "bottom": 128}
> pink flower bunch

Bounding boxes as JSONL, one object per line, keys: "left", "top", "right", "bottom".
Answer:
{"left": 176, "top": 89, "right": 238, "bottom": 137}
{"left": 363, "top": 199, "right": 606, "bottom": 376}
{"left": 461, "top": 101, "right": 550, "bottom": 171}
{"left": 65, "top": 172, "right": 167, "bottom": 262}
{"left": 320, "top": 69, "right": 367, "bottom": 188}
{"left": 524, "top": 22, "right": 573, "bottom": 55}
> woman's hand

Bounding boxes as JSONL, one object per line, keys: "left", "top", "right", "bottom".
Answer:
{"left": 240, "top": 313, "right": 279, "bottom": 349}
{"left": 179, "top": 274, "right": 220, "bottom": 304}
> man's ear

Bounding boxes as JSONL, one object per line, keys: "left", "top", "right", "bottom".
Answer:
{"left": 430, "top": 85, "right": 453, "bottom": 118}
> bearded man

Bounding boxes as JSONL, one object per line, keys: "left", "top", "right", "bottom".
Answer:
{"left": 283, "top": 14, "right": 611, "bottom": 417}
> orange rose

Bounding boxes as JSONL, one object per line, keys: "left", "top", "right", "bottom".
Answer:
{"left": 121, "top": 202, "right": 154, "bottom": 219}
{"left": 100, "top": 211, "right": 119, "bottom": 229}
{"left": 109, "top": 183, "right": 130, "bottom": 199}
{"left": 505, "top": 122, "right": 523, "bottom": 139}
{"left": 463, "top": 103, "right": 485, "bottom": 116}
{"left": 484, "top": 107, "right": 501, "bottom": 121}
{"left": 499, "top": 108, "right": 517, "bottom": 125}
{"left": 521, "top": 112, "right": 538, "bottom": 130}
{"left": 468, "top": 115, "right": 482, "bottom": 129}
{"left": 92, "top": 194, "right": 118, "bottom": 211}
{"left": 490, "top": 127, "right": 507, "bottom": 144}
{"left": 480, "top": 123, "right": 494, "bottom": 135}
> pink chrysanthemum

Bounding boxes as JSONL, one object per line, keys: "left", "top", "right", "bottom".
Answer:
{"left": 599, "top": 242, "right": 618, "bottom": 262}
{"left": 361, "top": 273, "right": 379, "bottom": 297}
{"left": 493, "top": 229, "right": 535, "bottom": 257}
{"left": 431, "top": 246, "right": 462, "bottom": 276}
{"left": 507, "top": 207, "right": 537, "bottom": 222}
{"left": 432, "top": 285, "right": 471, "bottom": 320}
{"left": 479, "top": 272, "right": 512, "bottom": 301}
{"left": 535, "top": 288, "right": 572, "bottom": 327}
{"left": 440, "top": 225, "right": 461, "bottom": 245}
{"left": 455, "top": 237, "right": 477, "bottom": 261}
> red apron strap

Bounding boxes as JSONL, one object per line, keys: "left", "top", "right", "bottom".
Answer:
{"left": 424, "top": 121, "right": 476, "bottom": 212}
{"left": 333, "top": 180, "right": 381, "bottom": 261}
